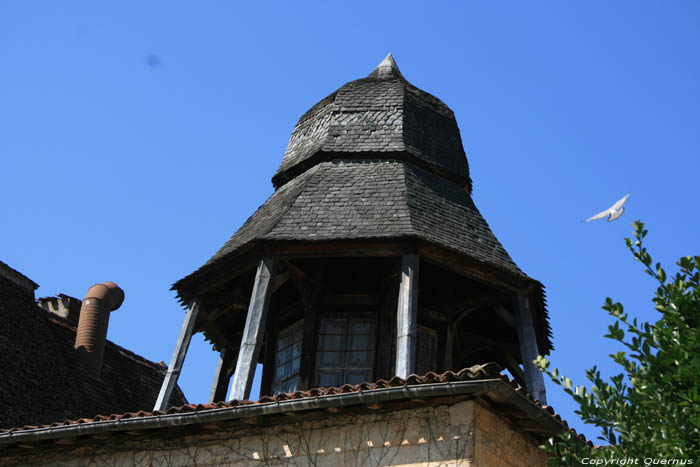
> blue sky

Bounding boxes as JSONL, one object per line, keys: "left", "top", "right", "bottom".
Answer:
{"left": 2, "top": 2, "right": 699, "bottom": 443}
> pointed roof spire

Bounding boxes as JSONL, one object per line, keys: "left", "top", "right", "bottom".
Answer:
{"left": 369, "top": 53, "right": 404, "bottom": 79}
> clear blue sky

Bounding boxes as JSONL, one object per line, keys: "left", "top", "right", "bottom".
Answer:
{"left": 2, "top": 2, "right": 699, "bottom": 443}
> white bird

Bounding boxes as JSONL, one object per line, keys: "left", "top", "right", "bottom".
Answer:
{"left": 585, "top": 193, "right": 630, "bottom": 222}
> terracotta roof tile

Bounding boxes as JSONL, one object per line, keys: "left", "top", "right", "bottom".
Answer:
{"left": 0, "top": 361, "right": 590, "bottom": 447}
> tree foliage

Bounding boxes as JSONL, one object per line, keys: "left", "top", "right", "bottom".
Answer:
{"left": 535, "top": 221, "right": 700, "bottom": 465}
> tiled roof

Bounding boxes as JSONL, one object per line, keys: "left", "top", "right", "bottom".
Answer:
{"left": 183, "top": 158, "right": 529, "bottom": 292}
{"left": 0, "top": 273, "right": 187, "bottom": 429}
{"left": 272, "top": 54, "right": 470, "bottom": 190}
{"left": 0, "top": 260, "right": 38, "bottom": 293}
{"left": 0, "top": 362, "right": 590, "bottom": 448}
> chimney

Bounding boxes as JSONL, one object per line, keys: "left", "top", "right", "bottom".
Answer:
{"left": 37, "top": 294, "right": 82, "bottom": 325}
{"left": 74, "top": 282, "right": 124, "bottom": 378}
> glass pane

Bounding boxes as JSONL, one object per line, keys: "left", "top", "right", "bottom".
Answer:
{"left": 348, "top": 334, "right": 373, "bottom": 351}
{"left": 275, "top": 362, "right": 289, "bottom": 381}
{"left": 291, "top": 341, "right": 302, "bottom": 359}
{"left": 290, "top": 357, "right": 300, "bottom": 375}
{"left": 347, "top": 350, "right": 372, "bottom": 367}
{"left": 350, "top": 320, "right": 374, "bottom": 335}
{"left": 294, "top": 324, "right": 304, "bottom": 341}
{"left": 321, "top": 319, "right": 347, "bottom": 334}
{"left": 286, "top": 377, "right": 299, "bottom": 394}
{"left": 275, "top": 346, "right": 290, "bottom": 366}
{"left": 319, "top": 334, "right": 345, "bottom": 351}
{"left": 345, "top": 370, "right": 371, "bottom": 385}
{"left": 319, "top": 350, "right": 344, "bottom": 367}
{"left": 318, "top": 370, "right": 341, "bottom": 387}
{"left": 278, "top": 332, "right": 290, "bottom": 350}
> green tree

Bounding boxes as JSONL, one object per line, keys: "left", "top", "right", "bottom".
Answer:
{"left": 535, "top": 221, "right": 700, "bottom": 465}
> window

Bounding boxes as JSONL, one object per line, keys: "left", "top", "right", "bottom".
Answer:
{"left": 416, "top": 325, "right": 438, "bottom": 375}
{"left": 271, "top": 320, "right": 303, "bottom": 395}
{"left": 316, "top": 317, "right": 376, "bottom": 387}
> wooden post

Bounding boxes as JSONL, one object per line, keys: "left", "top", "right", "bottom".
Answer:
{"left": 209, "top": 347, "right": 235, "bottom": 403}
{"left": 513, "top": 292, "right": 547, "bottom": 405}
{"left": 154, "top": 299, "right": 200, "bottom": 411}
{"left": 395, "top": 254, "right": 419, "bottom": 378}
{"left": 228, "top": 257, "right": 277, "bottom": 401}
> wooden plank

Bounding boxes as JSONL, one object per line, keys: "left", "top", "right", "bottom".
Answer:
{"left": 228, "top": 257, "right": 277, "bottom": 401}
{"left": 395, "top": 254, "right": 419, "bottom": 378}
{"left": 501, "top": 351, "right": 527, "bottom": 389}
{"left": 267, "top": 240, "right": 413, "bottom": 259}
{"left": 460, "top": 332, "right": 520, "bottom": 356}
{"left": 419, "top": 243, "right": 526, "bottom": 292}
{"left": 209, "top": 347, "right": 235, "bottom": 403}
{"left": 154, "top": 300, "right": 200, "bottom": 411}
{"left": 492, "top": 304, "right": 516, "bottom": 328}
{"left": 514, "top": 292, "right": 547, "bottom": 404}
{"left": 443, "top": 325, "right": 455, "bottom": 371}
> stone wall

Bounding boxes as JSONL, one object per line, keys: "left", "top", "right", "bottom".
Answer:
{"left": 2, "top": 400, "right": 550, "bottom": 466}
{"left": 473, "top": 401, "right": 550, "bottom": 466}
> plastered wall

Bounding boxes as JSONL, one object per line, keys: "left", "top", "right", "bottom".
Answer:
{"left": 1, "top": 400, "right": 549, "bottom": 466}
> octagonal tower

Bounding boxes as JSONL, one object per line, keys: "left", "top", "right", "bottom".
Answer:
{"left": 155, "top": 55, "right": 551, "bottom": 410}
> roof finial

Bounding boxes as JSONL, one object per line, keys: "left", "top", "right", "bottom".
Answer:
{"left": 369, "top": 53, "right": 403, "bottom": 79}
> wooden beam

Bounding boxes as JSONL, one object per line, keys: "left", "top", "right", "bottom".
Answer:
{"left": 228, "top": 257, "right": 277, "bottom": 401}
{"left": 454, "top": 295, "right": 505, "bottom": 312}
{"left": 395, "top": 254, "right": 419, "bottom": 378}
{"left": 419, "top": 243, "right": 526, "bottom": 292}
{"left": 271, "top": 271, "right": 290, "bottom": 293}
{"left": 460, "top": 332, "right": 520, "bottom": 356}
{"left": 452, "top": 306, "right": 478, "bottom": 328}
{"left": 209, "top": 346, "right": 235, "bottom": 403}
{"left": 514, "top": 292, "right": 547, "bottom": 404}
{"left": 492, "top": 304, "right": 516, "bottom": 328}
{"left": 154, "top": 299, "right": 200, "bottom": 411}
{"left": 281, "top": 259, "right": 314, "bottom": 284}
{"left": 501, "top": 351, "right": 527, "bottom": 389}
{"left": 443, "top": 325, "right": 455, "bottom": 371}
{"left": 267, "top": 240, "right": 412, "bottom": 259}
{"left": 323, "top": 293, "right": 381, "bottom": 307}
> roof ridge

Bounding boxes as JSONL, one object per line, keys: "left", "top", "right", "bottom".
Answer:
{"left": 259, "top": 164, "right": 324, "bottom": 239}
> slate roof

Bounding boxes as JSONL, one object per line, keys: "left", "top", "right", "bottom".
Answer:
{"left": 174, "top": 54, "right": 551, "bottom": 351}
{"left": 196, "top": 160, "right": 521, "bottom": 276}
{"left": 0, "top": 362, "right": 590, "bottom": 449}
{"left": 0, "top": 270, "right": 188, "bottom": 430}
{"left": 272, "top": 54, "right": 471, "bottom": 190}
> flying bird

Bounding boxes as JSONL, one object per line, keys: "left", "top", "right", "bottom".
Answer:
{"left": 585, "top": 193, "right": 630, "bottom": 222}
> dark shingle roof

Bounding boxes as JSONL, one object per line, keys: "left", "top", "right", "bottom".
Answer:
{"left": 174, "top": 54, "right": 550, "bottom": 351}
{"left": 272, "top": 54, "right": 470, "bottom": 189}
{"left": 199, "top": 159, "right": 519, "bottom": 277}
{"left": 0, "top": 273, "right": 187, "bottom": 429}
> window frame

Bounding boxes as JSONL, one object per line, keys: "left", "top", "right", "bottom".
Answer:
{"left": 270, "top": 319, "right": 304, "bottom": 395}
{"left": 314, "top": 312, "right": 378, "bottom": 387}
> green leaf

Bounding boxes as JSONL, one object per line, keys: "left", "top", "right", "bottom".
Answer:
{"left": 539, "top": 221, "right": 700, "bottom": 460}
